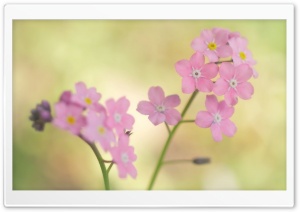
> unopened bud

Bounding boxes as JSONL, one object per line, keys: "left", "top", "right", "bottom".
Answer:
{"left": 192, "top": 157, "right": 210, "bottom": 165}
{"left": 29, "top": 100, "right": 52, "bottom": 131}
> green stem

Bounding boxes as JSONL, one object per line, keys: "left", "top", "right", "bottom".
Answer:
{"left": 102, "top": 160, "right": 113, "bottom": 163}
{"left": 215, "top": 59, "right": 233, "bottom": 64}
{"left": 147, "top": 91, "right": 198, "bottom": 190}
{"left": 89, "top": 143, "right": 110, "bottom": 190}
{"left": 107, "top": 162, "right": 114, "bottom": 174}
{"left": 180, "top": 120, "right": 195, "bottom": 123}
{"left": 181, "top": 91, "right": 198, "bottom": 117}
{"left": 163, "top": 159, "right": 192, "bottom": 165}
{"left": 164, "top": 122, "right": 171, "bottom": 134}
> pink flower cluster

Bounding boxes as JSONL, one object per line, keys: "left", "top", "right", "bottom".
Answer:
{"left": 137, "top": 28, "right": 256, "bottom": 142}
{"left": 52, "top": 82, "right": 137, "bottom": 178}
{"left": 177, "top": 27, "right": 257, "bottom": 141}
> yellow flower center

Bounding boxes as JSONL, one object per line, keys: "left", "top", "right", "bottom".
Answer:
{"left": 239, "top": 52, "right": 247, "bottom": 60}
{"left": 66, "top": 116, "right": 76, "bottom": 125}
{"left": 98, "top": 127, "right": 106, "bottom": 135}
{"left": 208, "top": 42, "right": 217, "bottom": 51}
{"left": 85, "top": 97, "right": 92, "bottom": 105}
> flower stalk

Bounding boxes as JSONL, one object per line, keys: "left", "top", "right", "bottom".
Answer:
{"left": 88, "top": 143, "right": 110, "bottom": 190}
{"left": 147, "top": 91, "right": 198, "bottom": 190}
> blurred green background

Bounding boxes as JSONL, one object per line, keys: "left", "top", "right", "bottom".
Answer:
{"left": 13, "top": 20, "right": 286, "bottom": 190}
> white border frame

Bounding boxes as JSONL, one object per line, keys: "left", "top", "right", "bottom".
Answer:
{"left": 3, "top": 4, "right": 294, "bottom": 207}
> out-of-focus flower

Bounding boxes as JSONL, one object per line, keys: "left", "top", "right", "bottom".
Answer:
{"left": 213, "top": 63, "right": 254, "bottom": 106}
{"left": 228, "top": 37, "right": 258, "bottom": 78}
{"left": 212, "top": 27, "right": 240, "bottom": 40}
{"left": 191, "top": 29, "right": 232, "bottom": 62}
{"left": 110, "top": 134, "right": 137, "bottom": 179}
{"left": 71, "top": 82, "right": 101, "bottom": 109}
{"left": 59, "top": 90, "right": 84, "bottom": 108}
{"left": 82, "top": 110, "right": 115, "bottom": 151}
{"left": 29, "top": 100, "right": 52, "bottom": 131}
{"left": 137, "top": 86, "right": 181, "bottom": 126}
{"left": 175, "top": 52, "right": 218, "bottom": 94}
{"left": 195, "top": 95, "right": 236, "bottom": 142}
{"left": 106, "top": 97, "right": 135, "bottom": 134}
{"left": 52, "top": 102, "right": 86, "bottom": 135}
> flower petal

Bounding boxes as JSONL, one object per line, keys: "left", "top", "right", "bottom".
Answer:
{"left": 182, "top": 77, "right": 196, "bottom": 94}
{"left": 195, "top": 111, "right": 213, "bottom": 128}
{"left": 175, "top": 60, "right": 192, "bottom": 77}
{"left": 127, "top": 164, "right": 137, "bottom": 179}
{"left": 204, "top": 50, "right": 218, "bottom": 62}
{"left": 121, "top": 114, "right": 135, "bottom": 130}
{"left": 148, "top": 112, "right": 166, "bottom": 126}
{"left": 215, "top": 30, "right": 229, "bottom": 45}
{"left": 148, "top": 86, "right": 165, "bottom": 105}
{"left": 116, "top": 96, "right": 130, "bottom": 113}
{"left": 75, "top": 82, "right": 87, "bottom": 95}
{"left": 54, "top": 102, "right": 67, "bottom": 117}
{"left": 205, "top": 95, "right": 219, "bottom": 113}
{"left": 211, "top": 123, "right": 223, "bottom": 142}
{"left": 201, "top": 63, "right": 219, "bottom": 79}
{"left": 252, "top": 69, "right": 259, "bottom": 78}
{"left": 201, "top": 30, "right": 214, "bottom": 42}
{"left": 106, "top": 99, "right": 116, "bottom": 114}
{"left": 232, "top": 55, "right": 243, "bottom": 66}
{"left": 220, "top": 119, "right": 237, "bottom": 137}
{"left": 127, "top": 146, "right": 137, "bottom": 161}
{"left": 164, "top": 95, "right": 181, "bottom": 108}
{"left": 224, "top": 89, "right": 238, "bottom": 106}
{"left": 136, "top": 101, "right": 155, "bottom": 115}
{"left": 190, "top": 52, "right": 204, "bottom": 69}
{"left": 88, "top": 87, "right": 101, "bottom": 102}
{"left": 244, "top": 50, "right": 257, "bottom": 65}
{"left": 218, "top": 101, "right": 234, "bottom": 119}
{"left": 213, "top": 78, "right": 229, "bottom": 96}
{"left": 219, "top": 62, "right": 235, "bottom": 80}
{"left": 217, "top": 45, "right": 232, "bottom": 58}
{"left": 196, "top": 78, "right": 214, "bottom": 92}
{"left": 235, "top": 64, "right": 252, "bottom": 82}
{"left": 228, "top": 38, "right": 239, "bottom": 52}
{"left": 237, "top": 37, "right": 248, "bottom": 49}
{"left": 191, "top": 37, "right": 207, "bottom": 52}
{"left": 236, "top": 82, "right": 254, "bottom": 100}
{"left": 164, "top": 109, "right": 181, "bottom": 125}
{"left": 117, "top": 165, "right": 127, "bottom": 178}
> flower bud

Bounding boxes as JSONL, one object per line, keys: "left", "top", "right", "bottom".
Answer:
{"left": 29, "top": 100, "right": 52, "bottom": 131}
{"left": 192, "top": 157, "right": 210, "bottom": 165}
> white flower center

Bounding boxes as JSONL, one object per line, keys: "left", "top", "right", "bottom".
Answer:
{"left": 229, "top": 79, "right": 237, "bottom": 88}
{"left": 213, "top": 113, "right": 222, "bottom": 124}
{"left": 192, "top": 69, "right": 201, "bottom": 79}
{"left": 156, "top": 105, "right": 165, "bottom": 113}
{"left": 114, "top": 113, "right": 122, "bottom": 123}
{"left": 121, "top": 153, "right": 129, "bottom": 164}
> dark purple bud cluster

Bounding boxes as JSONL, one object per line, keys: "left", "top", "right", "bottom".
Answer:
{"left": 29, "top": 100, "right": 52, "bottom": 131}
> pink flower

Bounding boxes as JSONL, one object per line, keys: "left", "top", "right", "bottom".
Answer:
{"left": 106, "top": 97, "right": 135, "bottom": 134}
{"left": 228, "top": 37, "right": 258, "bottom": 78}
{"left": 191, "top": 29, "right": 232, "bottom": 62}
{"left": 52, "top": 102, "right": 86, "bottom": 135}
{"left": 59, "top": 90, "right": 84, "bottom": 108}
{"left": 175, "top": 52, "right": 218, "bottom": 94}
{"left": 137, "top": 86, "right": 181, "bottom": 126}
{"left": 213, "top": 63, "right": 254, "bottom": 106}
{"left": 71, "top": 82, "right": 101, "bottom": 109}
{"left": 195, "top": 95, "right": 237, "bottom": 142}
{"left": 212, "top": 28, "right": 240, "bottom": 40}
{"left": 82, "top": 110, "right": 115, "bottom": 151}
{"left": 110, "top": 134, "right": 137, "bottom": 178}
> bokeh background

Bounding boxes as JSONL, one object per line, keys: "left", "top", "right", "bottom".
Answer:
{"left": 13, "top": 20, "right": 286, "bottom": 190}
